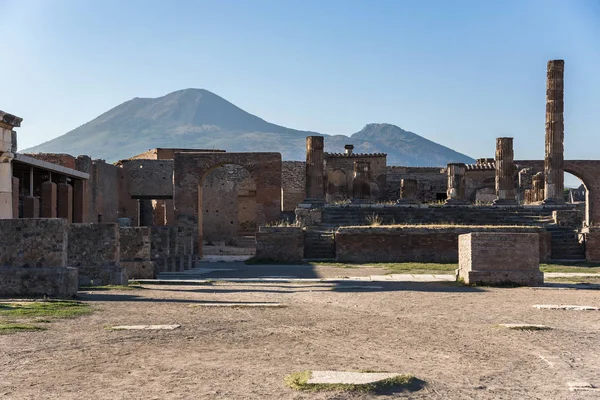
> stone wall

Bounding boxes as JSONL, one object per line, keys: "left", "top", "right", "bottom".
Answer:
{"left": 325, "top": 154, "right": 387, "bottom": 201}
{"left": 0, "top": 219, "right": 78, "bottom": 297}
{"left": 118, "top": 159, "right": 174, "bottom": 198}
{"left": 255, "top": 226, "right": 304, "bottom": 262}
{"left": 23, "top": 153, "right": 77, "bottom": 170}
{"left": 202, "top": 164, "right": 254, "bottom": 242}
{"left": 119, "top": 227, "right": 154, "bottom": 279}
{"left": 90, "top": 160, "right": 120, "bottom": 223}
{"left": 68, "top": 223, "right": 126, "bottom": 285}
{"left": 457, "top": 233, "right": 543, "bottom": 285}
{"left": 150, "top": 226, "right": 195, "bottom": 273}
{"left": 282, "top": 161, "right": 306, "bottom": 212}
{"left": 335, "top": 226, "right": 551, "bottom": 263}
{"left": 583, "top": 228, "right": 600, "bottom": 262}
{"left": 553, "top": 209, "right": 583, "bottom": 228}
{"left": 386, "top": 166, "right": 447, "bottom": 202}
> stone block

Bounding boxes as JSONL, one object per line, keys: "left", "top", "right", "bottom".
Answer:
{"left": 119, "top": 227, "right": 151, "bottom": 261}
{"left": 553, "top": 209, "right": 582, "bottom": 228}
{"left": 255, "top": 226, "right": 304, "bottom": 262}
{"left": 121, "top": 260, "right": 155, "bottom": 279}
{"left": 0, "top": 219, "right": 77, "bottom": 298}
{"left": 582, "top": 228, "right": 600, "bottom": 263}
{"left": 457, "top": 232, "right": 543, "bottom": 286}
{"left": 68, "top": 223, "right": 126, "bottom": 286}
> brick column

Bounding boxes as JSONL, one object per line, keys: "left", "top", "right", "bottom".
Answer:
{"left": 23, "top": 196, "right": 40, "bottom": 218}
{"left": 305, "top": 136, "right": 325, "bottom": 203}
{"left": 543, "top": 60, "right": 565, "bottom": 204}
{"left": 397, "top": 178, "right": 419, "bottom": 204}
{"left": 493, "top": 137, "right": 516, "bottom": 205}
{"left": 41, "top": 181, "right": 57, "bottom": 218}
{"left": 72, "top": 179, "right": 87, "bottom": 223}
{"left": 445, "top": 163, "right": 467, "bottom": 205}
{"left": 57, "top": 183, "right": 73, "bottom": 222}
{"left": 0, "top": 110, "right": 22, "bottom": 219}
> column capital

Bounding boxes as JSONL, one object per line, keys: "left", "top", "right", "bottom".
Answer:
{"left": 0, "top": 110, "right": 23, "bottom": 129}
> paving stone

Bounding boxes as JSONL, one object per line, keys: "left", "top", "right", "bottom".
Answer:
{"left": 533, "top": 304, "right": 599, "bottom": 311}
{"left": 190, "top": 303, "right": 286, "bottom": 308}
{"left": 111, "top": 324, "right": 181, "bottom": 330}
{"left": 307, "top": 371, "right": 401, "bottom": 385}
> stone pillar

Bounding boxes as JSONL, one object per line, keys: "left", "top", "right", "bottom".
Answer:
{"left": 352, "top": 161, "right": 371, "bottom": 201}
{"left": 397, "top": 178, "right": 419, "bottom": 204}
{"left": 445, "top": 163, "right": 467, "bottom": 205}
{"left": 12, "top": 177, "right": 19, "bottom": 218}
{"left": 57, "top": 183, "right": 73, "bottom": 222}
{"left": 23, "top": 196, "right": 40, "bottom": 218}
{"left": 493, "top": 137, "right": 516, "bottom": 205}
{"left": 305, "top": 136, "right": 325, "bottom": 203}
{"left": 519, "top": 168, "right": 535, "bottom": 204}
{"left": 41, "top": 181, "right": 57, "bottom": 218}
{"left": 72, "top": 179, "right": 87, "bottom": 223}
{"left": 532, "top": 172, "right": 545, "bottom": 202}
{"left": 543, "top": 60, "right": 565, "bottom": 204}
{"left": 0, "top": 110, "right": 22, "bottom": 219}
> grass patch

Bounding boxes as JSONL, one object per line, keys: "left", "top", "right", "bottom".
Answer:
{"left": 310, "top": 261, "right": 456, "bottom": 274}
{"left": 545, "top": 276, "right": 600, "bottom": 284}
{"left": 540, "top": 263, "right": 600, "bottom": 273}
{"left": 80, "top": 284, "right": 144, "bottom": 291}
{"left": 0, "top": 300, "right": 91, "bottom": 319}
{"left": 284, "top": 371, "right": 417, "bottom": 393}
{"left": 0, "top": 323, "right": 47, "bottom": 334}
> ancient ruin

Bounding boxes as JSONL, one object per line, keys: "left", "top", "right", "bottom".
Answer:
{"left": 2, "top": 58, "right": 600, "bottom": 296}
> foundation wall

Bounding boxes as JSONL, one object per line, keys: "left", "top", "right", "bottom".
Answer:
{"left": 255, "top": 227, "right": 304, "bottom": 262}
{"left": 335, "top": 226, "right": 551, "bottom": 263}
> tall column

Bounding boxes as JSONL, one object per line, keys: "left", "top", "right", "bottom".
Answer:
{"left": 72, "top": 179, "right": 87, "bottom": 223}
{"left": 41, "top": 181, "right": 57, "bottom": 218}
{"left": 305, "top": 136, "right": 325, "bottom": 203}
{"left": 493, "top": 137, "right": 516, "bottom": 205}
{"left": 445, "top": 163, "right": 467, "bottom": 204}
{"left": 57, "top": 182, "right": 73, "bottom": 222}
{"left": 543, "top": 60, "right": 565, "bottom": 204}
{"left": 351, "top": 161, "right": 371, "bottom": 201}
{"left": 397, "top": 178, "right": 419, "bottom": 204}
{"left": 0, "top": 110, "right": 22, "bottom": 219}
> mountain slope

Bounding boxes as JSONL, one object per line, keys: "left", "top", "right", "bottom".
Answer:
{"left": 23, "top": 89, "right": 475, "bottom": 166}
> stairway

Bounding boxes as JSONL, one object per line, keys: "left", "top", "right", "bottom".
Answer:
{"left": 304, "top": 229, "right": 336, "bottom": 260}
{"left": 547, "top": 227, "right": 585, "bottom": 261}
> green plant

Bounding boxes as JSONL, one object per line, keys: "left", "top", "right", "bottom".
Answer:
{"left": 0, "top": 323, "right": 47, "bottom": 334}
{"left": 0, "top": 301, "right": 92, "bottom": 319}
{"left": 365, "top": 213, "right": 383, "bottom": 226}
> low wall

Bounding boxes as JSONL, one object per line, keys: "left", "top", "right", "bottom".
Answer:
{"left": 0, "top": 219, "right": 78, "bottom": 298}
{"left": 119, "top": 227, "right": 154, "bottom": 279}
{"left": 68, "top": 223, "right": 126, "bottom": 286}
{"left": 457, "top": 233, "right": 543, "bottom": 285}
{"left": 335, "top": 226, "right": 551, "bottom": 263}
{"left": 583, "top": 228, "right": 600, "bottom": 263}
{"left": 255, "top": 226, "right": 304, "bottom": 262}
{"left": 150, "top": 226, "right": 195, "bottom": 273}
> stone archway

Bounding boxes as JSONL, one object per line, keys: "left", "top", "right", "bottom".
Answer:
{"left": 516, "top": 160, "right": 600, "bottom": 228}
{"left": 173, "top": 152, "right": 282, "bottom": 256}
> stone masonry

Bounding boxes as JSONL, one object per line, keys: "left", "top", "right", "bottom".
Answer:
{"left": 0, "top": 219, "right": 78, "bottom": 298}
{"left": 493, "top": 137, "right": 516, "bottom": 205}
{"left": 457, "top": 232, "right": 543, "bottom": 286}
{"left": 255, "top": 226, "right": 304, "bottom": 262}
{"left": 119, "top": 227, "right": 154, "bottom": 279}
{"left": 68, "top": 223, "right": 126, "bottom": 286}
{"left": 543, "top": 60, "right": 565, "bottom": 204}
{"left": 305, "top": 136, "right": 325, "bottom": 202}
{"left": 445, "top": 163, "right": 467, "bottom": 204}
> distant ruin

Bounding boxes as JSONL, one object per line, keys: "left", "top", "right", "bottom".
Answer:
{"left": 2, "top": 59, "right": 600, "bottom": 295}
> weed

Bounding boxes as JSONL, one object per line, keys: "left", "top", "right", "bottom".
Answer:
{"left": 365, "top": 213, "right": 383, "bottom": 226}
{"left": 0, "top": 323, "right": 47, "bottom": 335}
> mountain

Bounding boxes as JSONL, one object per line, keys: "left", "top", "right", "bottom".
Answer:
{"left": 23, "top": 89, "right": 475, "bottom": 166}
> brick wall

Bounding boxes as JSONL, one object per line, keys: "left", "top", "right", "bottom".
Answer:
{"left": 386, "top": 166, "right": 446, "bottom": 202}
{"left": 282, "top": 161, "right": 306, "bottom": 211}
{"left": 255, "top": 226, "right": 304, "bottom": 262}
{"left": 335, "top": 226, "right": 550, "bottom": 263}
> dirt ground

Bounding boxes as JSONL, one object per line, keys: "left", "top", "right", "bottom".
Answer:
{"left": 1, "top": 266, "right": 600, "bottom": 399}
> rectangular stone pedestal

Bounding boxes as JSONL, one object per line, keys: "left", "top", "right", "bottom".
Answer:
{"left": 582, "top": 228, "right": 600, "bottom": 263}
{"left": 256, "top": 226, "right": 303, "bottom": 262}
{"left": 0, "top": 267, "right": 78, "bottom": 298}
{"left": 457, "top": 232, "right": 543, "bottom": 286}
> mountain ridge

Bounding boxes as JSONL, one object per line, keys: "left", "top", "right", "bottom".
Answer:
{"left": 23, "top": 88, "right": 475, "bottom": 166}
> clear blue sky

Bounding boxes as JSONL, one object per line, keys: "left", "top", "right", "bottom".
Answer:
{"left": 2, "top": 0, "right": 599, "bottom": 175}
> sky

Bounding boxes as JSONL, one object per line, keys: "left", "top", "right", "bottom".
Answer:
{"left": 1, "top": 0, "right": 599, "bottom": 186}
